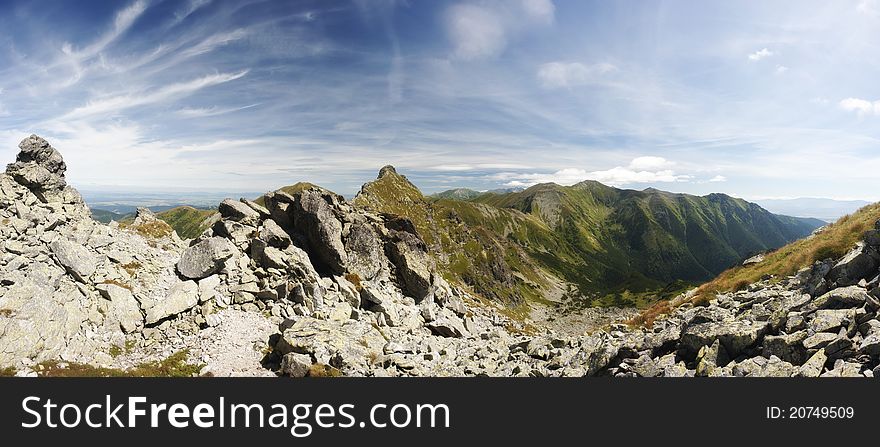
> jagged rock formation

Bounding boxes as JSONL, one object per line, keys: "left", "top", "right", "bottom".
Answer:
{"left": 0, "top": 136, "right": 186, "bottom": 367}
{"left": 1, "top": 135, "right": 877, "bottom": 377}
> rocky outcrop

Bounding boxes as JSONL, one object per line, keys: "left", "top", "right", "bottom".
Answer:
{"left": 2, "top": 135, "right": 879, "bottom": 378}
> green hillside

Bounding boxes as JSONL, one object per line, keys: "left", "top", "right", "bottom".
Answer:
{"left": 430, "top": 188, "right": 482, "bottom": 201}
{"left": 353, "top": 167, "right": 822, "bottom": 309}
{"left": 155, "top": 206, "right": 217, "bottom": 239}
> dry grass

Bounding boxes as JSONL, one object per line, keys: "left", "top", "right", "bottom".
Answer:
{"left": 0, "top": 366, "right": 16, "bottom": 377}
{"left": 127, "top": 220, "right": 174, "bottom": 239}
{"left": 631, "top": 203, "right": 880, "bottom": 327}
{"left": 307, "top": 363, "right": 343, "bottom": 377}
{"left": 101, "top": 279, "right": 133, "bottom": 291}
{"left": 0, "top": 309, "right": 13, "bottom": 318}
{"left": 627, "top": 300, "right": 672, "bottom": 328}
{"left": 35, "top": 350, "right": 203, "bottom": 377}
{"left": 344, "top": 273, "right": 363, "bottom": 291}
{"left": 120, "top": 261, "right": 142, "bottom": 276}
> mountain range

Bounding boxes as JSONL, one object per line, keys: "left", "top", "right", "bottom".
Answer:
{"left": 3, "top": 135, "right": 877, "bottom": 378}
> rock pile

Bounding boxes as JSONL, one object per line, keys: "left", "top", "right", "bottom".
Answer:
{"left": 2, "top": 135, "right": 879, "bottom": 377}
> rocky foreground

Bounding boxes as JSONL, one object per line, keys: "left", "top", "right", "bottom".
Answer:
{"left": 1, "top": 135, "right": 879, "bottom": 377}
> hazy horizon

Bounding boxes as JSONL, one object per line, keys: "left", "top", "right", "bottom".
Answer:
{"left": 2, "top": 0, "right": 879, "bottom": 201}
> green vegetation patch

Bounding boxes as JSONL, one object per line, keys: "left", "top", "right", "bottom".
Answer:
{"left": 35, "top": 350, "right": 204, "bottom": 377}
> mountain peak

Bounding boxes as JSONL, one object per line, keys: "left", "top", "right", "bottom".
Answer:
{"left": 378, "top": 165, "right": 399, "bottom": 179}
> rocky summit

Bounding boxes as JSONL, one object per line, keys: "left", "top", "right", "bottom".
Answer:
{"left": 1, "top": 135, "right": 879, "bottom": 377}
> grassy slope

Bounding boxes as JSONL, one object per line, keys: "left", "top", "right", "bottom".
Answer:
{"left": 430, "top": 188, "right": 482, "bottom": 201}
{"left": 91, "top": 208, "right": 131, "bottom": 223}
{"left": 476, "top": 182, "right": 821, "bottom": 286}
{"left": 632, "top": 202, "right": 880, "bottom": 326}
{"left": 156, "top": 206, "right": 217, "bottom": 239}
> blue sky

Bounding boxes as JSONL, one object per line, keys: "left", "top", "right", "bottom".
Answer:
{"left": 0, "top": 0, "right": 879, "bottom": 200}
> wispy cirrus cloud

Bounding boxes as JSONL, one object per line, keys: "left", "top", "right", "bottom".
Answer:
{"left": 537, "top": 61, "right": 617, "bottom": 88}
{"left": 61, "top": 70, "right": 250, "bottom": 119}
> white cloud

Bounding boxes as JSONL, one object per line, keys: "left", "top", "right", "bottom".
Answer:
{"left": 497, "top": 157, "right": 690, "bottom": 187}
{"left": 537, "top": 62, "right": 617, "bottom": 88}
{"left": 445, "top": 4, "right": 507, "bottom": 60}
{"left": 62, "top": 0, "right": 148, "bottom": 59}
{"left": 62, "top": 70, "right": 249, "bottom": 119}
{"left": 839, "top": 97, "right": 880, "bottom": 116}
{"left": 178, "top": 29, "right": 248, "bottom": 59}
{"left": 709, "top": 175, "right": 727, "bottom": 182}
{"left": 858, "top": 0, "right": 878, "bottom": 15}
{"left": 521, "top": 0, "right": 555, "bottom": 24}
{"left": 445, "top": 1, "right": 556, "bottom": 60}
{"left": 628, "top": 156, "right": 673, "bottom": 171}
{"left": 175, "top": 103, "right": 260, "bottom": 118}
{"left": 748, "top": 48, "right": 774, "bottom": 61}
{"left": 175, "top": 0, "right": 212, "bottom": 23}
{"left": 775, "top": 64, "right": 788, "bottom": 74}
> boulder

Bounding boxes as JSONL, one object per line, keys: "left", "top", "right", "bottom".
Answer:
{"left": 808, "top": 308, "right": 855, "bottom": 333}
{"left": 762, "top": 331, "right": 807, "bottom": 364}
{"left": 827, "top": 243, "right": 880, "bottom": 286}
{"left": 695, "top": 339, "right": 729, "bottom": 376}
{"left": 259, "top": 219, "right": 292, "bottom": 248}
{"left": 280, "top": 352, "right": 313, "bottom": 378}
{"left": 425, "top": 309, "right": 468, "bottom": 338}
{"left": 96, "top": 283, "right": 143, "bottom": 333}
{"left": 343, "top": 222, "right": 385, "bottom": 280}
{"left": 5, "top": 135, "right": 67, "bottom": 193}
{"left": 218, "top": 198, "right": 260, "bottom": 223}
{"left": 859, "top": 333, "right": 880, "bottom": 356}
{"left": 144, "top": 281, "right": 199, "bottom": 324}
{"left": 240, "top": 198, "right": 271, "bottom": 219}
{"left": 797, "top": 349, "right": 827, "bottom": 377}
{"left": 292, "top": 189, "right": 347, "bottom": 274}
{"left": 49, "top": 239, "right": 97, "bottom": 283}
{"left": 810, "top": 286, "right": 869, "bottom": 310}
{"left": 386, "top": 230, "right": 433, "bottom": 301}
{"left": 680, "top": 319, "right": 769, "bottom": 357}
{"left": 177, "top": 237, "right": 237, "bottom": 279}
{"left": 803, "top": 332, "right": 839, "bottom": 350}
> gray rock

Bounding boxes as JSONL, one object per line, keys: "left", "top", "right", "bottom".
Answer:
{"left": 292, "top": 189, "right": 347, "bottom": 274}
{"left": 761, "top": 356, "right": 797, "bottom": 377}
{"left": 5, "top": 135, "right": 67, "bottom": 193}
{"left": 823, "top": 336, "right": 855, "bottom": 360}
{"left": 808, "top": 308, "right": 855, "bottom": 333}
{"left": 280, "top": 352, "right": 313, "bottom": 378}
{"left": 177, "top": 237, "right": 237, "bottom": 279}
{"left": 827, "top": 243, "right": 880, "bottom": 286}
{"left": 343, "top": 222, "right": 384, "bottom": 280}
{"left": 803, "top": 332, "right": 839, "bottom": 350}
{"left": 858, "top": 333, "right": 880, "bottom": 356}
{"left": 144, "top": 281, "right": 199, "bottom": 324}
{"left": 630, "top": 355, "right": 661, "bottom": 377}
{"left": 197, "top": 275, "right": 221, "bottom": 304}
{"left": 762, "top": 331, "right": 808, "bottom": 364}
{"left": 96, "top": 283, "right": 143, "bottom": 333}
{"left": 219, "top": 198, "right": 260, "bottom": 223}
{"left": 680, "top": 319, "right": 769, "bottom": 357}
{"left": 810, "top": 286, "right": 869, "bottom": 310}
{"left": 425, "top": 310, "right": 468, "bottom": 338}
{"left": 696, "top": 339, "right": 729, "bottom": 376}
{"left": 797, "top": 349, "right": 827, "bottom": 377}
{"left": 49, "top": 239, "right": 97, "bottom": 283}
{"left": 240, "top": 198, "right": 271, "bottom": 219}
{"left": 259, "top": 219, "right": 292, "bottom": 248}
{"left": 386, "top": 230, "right": 433, "bottom": 302}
